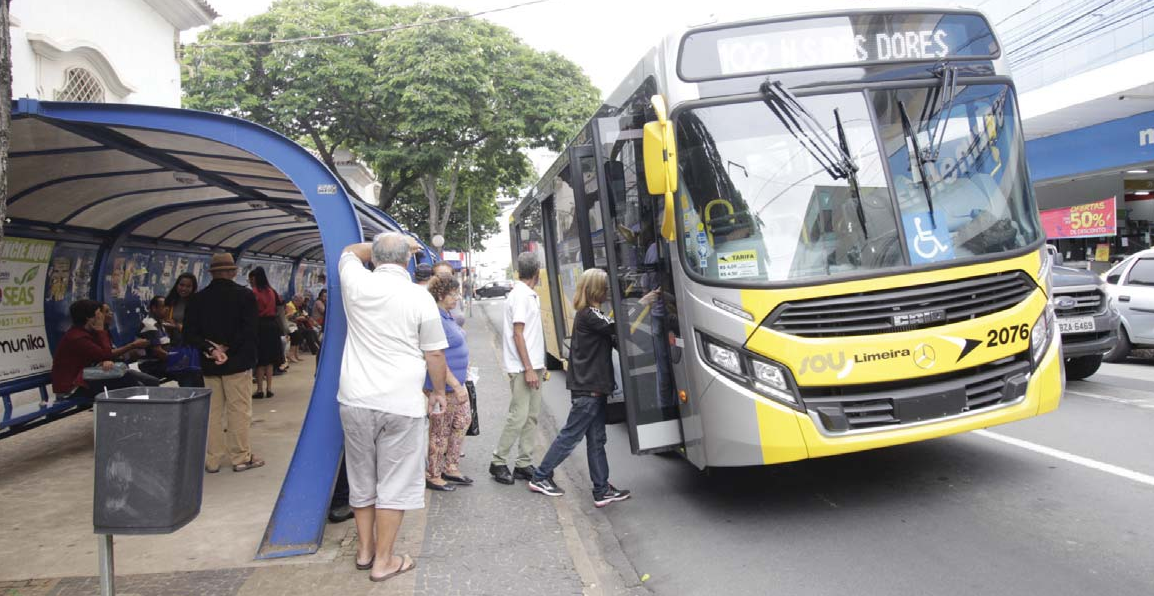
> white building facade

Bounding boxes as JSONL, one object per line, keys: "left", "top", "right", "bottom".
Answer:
{"left": 10, "top": 0, "right": 217, "bottom": 108}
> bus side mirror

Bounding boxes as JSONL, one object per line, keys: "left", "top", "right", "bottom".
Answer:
{"left": 643, "top": 121, "right": 669, "bottom": 195}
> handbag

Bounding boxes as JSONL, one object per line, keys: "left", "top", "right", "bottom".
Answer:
{"left": 165, "top": 345, "right": 202, "bottom": 374}
{"left": 83, "top": 362, "right": 128, "bottom": 381}
{"left": 465, "top": 380, "right": 480, "bottom": 436}
{"left": 275, "top": 299, "right": 291, "bottom": 336}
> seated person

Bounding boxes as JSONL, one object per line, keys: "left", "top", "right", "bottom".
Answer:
{"left": 51, "top": 299, "right": 152, "bottom": 400}
{"left": 286, "top": 294, "right": 320, "bottom": 360}
{"left": 137, "top": 296, "right": 172, "bottom": 379}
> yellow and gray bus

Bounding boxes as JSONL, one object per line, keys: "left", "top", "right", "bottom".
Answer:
{"left": 510, "top": 8, "right": 1063, "bottom": 468}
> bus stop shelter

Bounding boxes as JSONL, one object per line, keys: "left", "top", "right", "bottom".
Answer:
{"left": 3, "top": 99, "right": 408, "bottom": 558}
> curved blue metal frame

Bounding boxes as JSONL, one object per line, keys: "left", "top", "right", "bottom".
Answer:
{"left": 13, "top": 100, "right": 362, "bottom": 559}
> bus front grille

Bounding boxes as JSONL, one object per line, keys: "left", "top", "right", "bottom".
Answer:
{"left": 762, "top": 271, "right": 1037, "bottom": 337}
{"left": 799, "top": 354, "right": 1031, "bottom": 432}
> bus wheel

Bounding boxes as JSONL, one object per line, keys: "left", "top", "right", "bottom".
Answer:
{"left": 546, "top": 353, "right": 564, "bottom": 371}
{"left": 1064, "top": 355, "right": 1102, "bottom": 381}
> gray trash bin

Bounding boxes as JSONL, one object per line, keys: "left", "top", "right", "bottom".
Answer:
{"left": 93, "top": 386, "right": 211, "bottom": 535}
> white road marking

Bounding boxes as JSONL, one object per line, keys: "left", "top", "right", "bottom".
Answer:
{"left": 974, "top": 429, "right": 1154, "bottom": 488}
{"left": 1066, "top": 390, "right": 1154, "bottom": 409}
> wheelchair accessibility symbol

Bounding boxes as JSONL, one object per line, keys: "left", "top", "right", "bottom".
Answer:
{"left": 902, "top": 212, "right": 955, "bottom": 264}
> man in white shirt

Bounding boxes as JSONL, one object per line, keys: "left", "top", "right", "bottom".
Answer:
{"left": 490, "top": 251, "right": 546, "bottom": 485}
{"left": 338, "top": 232, "right": 448, "bottom": 582}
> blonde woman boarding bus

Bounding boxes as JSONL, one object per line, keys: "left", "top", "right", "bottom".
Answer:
{"left": 528, "top": 268, "right": 631, "bottom": 507}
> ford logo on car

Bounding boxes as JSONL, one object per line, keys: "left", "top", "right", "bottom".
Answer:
{"left": 1053, "top": 296, "right": 1077, "bottom": 309}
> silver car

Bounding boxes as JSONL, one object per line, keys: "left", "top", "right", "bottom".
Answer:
{"left": 1103, "top": 248, "right": 1154, "bottom": 363}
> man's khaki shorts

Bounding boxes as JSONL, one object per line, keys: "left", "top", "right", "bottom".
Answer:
{"left": 339, "top": 404, "right": 428, "bottom": 510}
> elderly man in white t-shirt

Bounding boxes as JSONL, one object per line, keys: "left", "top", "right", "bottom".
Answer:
{"left": 489, "top": 251, "right": 546, "bottom": 485}
{"left": 338, "top": 232, "right": 448, "bottom": 583}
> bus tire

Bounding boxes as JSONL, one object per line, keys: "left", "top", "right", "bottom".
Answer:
{"left": 606, "top": 401, "right": 626, "bottom": 424}
{"left": 1103, "top": 327, "right": 1131, "bottom": 363}
{"left": 1064, "top": 355, "right": 1102, "bottom": 381}
{"left": 546, "top": 353, "right": 564, "bottom": 371}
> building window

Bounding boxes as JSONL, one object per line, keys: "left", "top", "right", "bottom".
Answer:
{"left": 54, "top": 67, "right": 105, "bottom": 103}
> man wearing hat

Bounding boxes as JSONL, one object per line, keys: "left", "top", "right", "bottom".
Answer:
{"left": 183, "top": 252, "right": 264, "bottom": 473}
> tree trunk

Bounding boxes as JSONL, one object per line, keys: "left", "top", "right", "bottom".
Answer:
{"left": 0, "top": 0, "right": 11, "bottom": 245}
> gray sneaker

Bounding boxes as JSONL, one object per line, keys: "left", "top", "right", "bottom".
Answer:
{"left": 528, "top": 477, "right": 564, "bottom": 497}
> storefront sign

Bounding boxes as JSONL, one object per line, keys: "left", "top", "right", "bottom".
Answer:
{"left": 1095, "top": 243, "right": 1111, "bottom": 262}
{"left": 1040, "top": 197, "right": 1116, "bottom": 239}
{"left": 0, "top": 238, "right": 55, "bottom": 383}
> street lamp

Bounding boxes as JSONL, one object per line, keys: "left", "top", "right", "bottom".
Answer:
{"left": 431, "top": 234, "right": 445, "bottom": 250}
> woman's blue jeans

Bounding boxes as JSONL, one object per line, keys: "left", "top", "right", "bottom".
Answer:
{"left": 533, "top": 392, "right": 609, "bottom": 496}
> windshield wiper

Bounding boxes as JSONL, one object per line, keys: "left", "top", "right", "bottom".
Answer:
{"left": 919, "top": 64, "right": 958, "bottom": 162}
{"left": 833, "top": 108, "right": 868, "bottom": 240}
{"left": 759, "top": 80, "right": 857, "bottom": 180}
{"left": 898, "top": 99, "right": 937, "bottom": 227}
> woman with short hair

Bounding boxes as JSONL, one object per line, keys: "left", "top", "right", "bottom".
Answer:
{"left": 424, "top": 274, "right": 473, "bottom": 491}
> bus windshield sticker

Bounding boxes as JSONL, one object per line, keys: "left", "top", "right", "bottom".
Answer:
{"left": 903, "top": 211, "right": 955, "bottom": 264}
{"left": 717, "top": 250, "right": 759, "bottom": 279}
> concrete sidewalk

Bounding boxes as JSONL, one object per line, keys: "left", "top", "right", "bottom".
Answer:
{"left": 0, "top": 299, "right": 647, "bottom": 595}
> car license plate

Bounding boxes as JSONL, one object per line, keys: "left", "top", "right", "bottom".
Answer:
{"left": 1058, "top": 316, "right": 1095, "bottom": 334}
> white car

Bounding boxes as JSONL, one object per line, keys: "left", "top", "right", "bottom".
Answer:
{"left": 1103, "top": 248, "right": 1154, "bottom": 361}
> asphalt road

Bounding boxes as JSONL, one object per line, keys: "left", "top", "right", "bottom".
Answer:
{"left": 473, "top": 299, "right": 1154, "bottom": 596}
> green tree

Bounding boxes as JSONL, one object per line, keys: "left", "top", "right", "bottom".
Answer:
{"left": 183, "top": 0, "right": 599, "bottom": 246}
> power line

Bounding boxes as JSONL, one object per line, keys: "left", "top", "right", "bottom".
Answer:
{"left": 1010, "top": 1, "right": 1154, "bottom": 67}
{"left": 1010, "top": 0, "right": 1149, "bottom": 65}
{"left": 1004, "top": 0, "right": 1118, "bottom": 56}
{"left": 187, "top": 0, "right": 552, "bottom": 49}
{"left": 996, "top": 0, "right": 1045, "bottom": 27}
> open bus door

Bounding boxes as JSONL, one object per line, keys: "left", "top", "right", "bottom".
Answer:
{"left": 586, "top": 124, "right": 684, "bottom": 455}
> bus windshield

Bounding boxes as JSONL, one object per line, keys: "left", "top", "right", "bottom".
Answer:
{"left": 675, "top": 83, "right": 1040, "bottom": 284}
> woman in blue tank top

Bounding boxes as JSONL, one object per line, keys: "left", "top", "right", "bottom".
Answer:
{"left": 424, "top": 275, "right": 473, "bottom": 491}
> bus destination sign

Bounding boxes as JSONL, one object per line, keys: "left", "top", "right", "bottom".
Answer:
{"left": 680, "top": 12, "right": 998, "bottom": 80}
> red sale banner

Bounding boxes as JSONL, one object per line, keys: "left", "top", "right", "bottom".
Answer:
{"left": 1040, "top": 197, "right": 1116, "bottom": 239}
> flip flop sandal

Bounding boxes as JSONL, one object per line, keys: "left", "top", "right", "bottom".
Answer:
{"left": 369, "top": 554, "right": 416, "bottom": 582}
{"left": 355, "top": 557, "right": 374, "bottom": 571}
{"left": 233, "top": 456, "right": 266, "bottom": 472}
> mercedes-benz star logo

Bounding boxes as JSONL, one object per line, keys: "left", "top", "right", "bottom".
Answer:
{"left": 913, "top": 343, "right": 936, "bottom": 369}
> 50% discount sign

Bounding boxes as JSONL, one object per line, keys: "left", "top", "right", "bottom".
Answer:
{"left": 1066, "top": 201, "right": 1114, "bottom": 235}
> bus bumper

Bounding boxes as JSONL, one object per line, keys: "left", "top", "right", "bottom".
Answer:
{"left": 699, "top": 339, "right": 1064, "bottom": 467}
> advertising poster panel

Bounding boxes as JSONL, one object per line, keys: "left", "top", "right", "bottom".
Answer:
{"left": 44, "top": 244, "right": 99, "bottom": 351}
{"left": 1041, "top": 197, "right": 1117, "bottom": 239}
{"left": 0, "top": 238, "right": 56, "bottom": 383}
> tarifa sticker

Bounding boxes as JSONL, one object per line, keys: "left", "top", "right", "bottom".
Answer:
{"left": 717, "top": 249, "right": 759, "bottom": 279}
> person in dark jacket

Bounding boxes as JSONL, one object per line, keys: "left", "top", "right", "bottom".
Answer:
{"left": 528, "top": 269, "right": 631, "bottom": 507}
{"left": 183, "top": 253, "right": 264, "bottom": 474}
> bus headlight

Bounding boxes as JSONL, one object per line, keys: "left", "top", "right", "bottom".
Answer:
{"left": 751, "top": 360, "right": 797, "bottom": 405}
{"left": 1030, "top": 304, "right": 1056, "bottom": 367}
{"left": 704, "top": 340, "right": 742, "bottom": 376}
{"left": 700, "top": 334, "right": 801, "bottom": 408}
